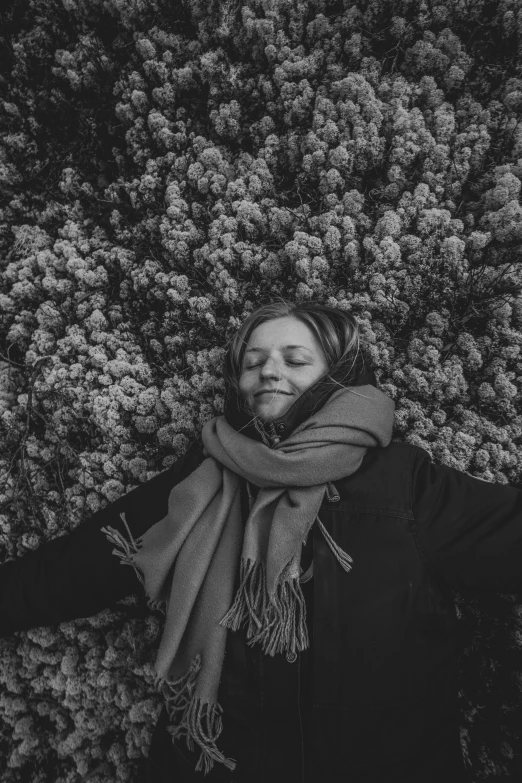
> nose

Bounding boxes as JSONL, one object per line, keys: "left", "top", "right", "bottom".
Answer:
{"left": 259, "top": 356, "right": 282, "bottom": 379}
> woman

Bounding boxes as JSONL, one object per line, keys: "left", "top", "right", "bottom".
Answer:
{"left": 1, "top": 300, "right": 521, "bottom": 783}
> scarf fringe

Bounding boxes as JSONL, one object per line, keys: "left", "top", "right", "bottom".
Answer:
{"left": 156, "top": 654, "right": 237, "bottom": 775}
{"left": 101, "top": 513, "right": 166, "bottom": 614}
{"left": 220, "top": 558, "right": 309, "bottom": 657}
{"left": 316, "top": 515, "right": 353, "bottom": 573}
{"left": 102, "top": 518, "right": 234, "bottom": 774}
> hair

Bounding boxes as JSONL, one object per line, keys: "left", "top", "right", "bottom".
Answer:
{"left": 222, "top": 298, "right": 368, "bottom": 408}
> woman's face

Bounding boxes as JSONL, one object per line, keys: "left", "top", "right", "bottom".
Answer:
{"left": 238, "top": 316, "right": 330, "bottom": 421}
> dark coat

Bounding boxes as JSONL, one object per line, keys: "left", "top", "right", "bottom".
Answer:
{"left": 1, "top": 433, "right": 522, "bottom": 782}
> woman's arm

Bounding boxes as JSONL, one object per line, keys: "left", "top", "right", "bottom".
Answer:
{"left": 411, "top": 446, "right": 522, "bottom": 594}
{"left": 0, "top": 440, "right": 205, "bottom": 636}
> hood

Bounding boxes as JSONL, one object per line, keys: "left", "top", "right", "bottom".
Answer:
{"left": 223, "top": 349, "right": 377, "bottom": 448}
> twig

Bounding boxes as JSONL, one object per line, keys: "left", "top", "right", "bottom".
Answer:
{"left": 0, "top": 352, "right": 24, "bottom": 368}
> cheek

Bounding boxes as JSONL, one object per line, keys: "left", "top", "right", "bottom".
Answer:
{"left": 297, "top": 369, "right": 323, "bottom": 392}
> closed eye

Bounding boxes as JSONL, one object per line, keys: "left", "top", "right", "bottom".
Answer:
{"left": 246, "top": 361, "right": 308, "bottom": 369}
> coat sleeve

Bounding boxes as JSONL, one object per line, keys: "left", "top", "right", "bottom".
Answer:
{"left": 411, "top": 446, "right": 522, "bottom": 594}
{"left": 0, "top": 439, "right": 206, "bottom": 637}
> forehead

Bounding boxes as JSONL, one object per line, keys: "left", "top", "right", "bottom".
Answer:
{"left": 245, "top": 317, "right": 316, "bottom": 349}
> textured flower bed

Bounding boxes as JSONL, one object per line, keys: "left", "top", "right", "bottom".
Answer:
{"left": 1, "top": 0, "right": 522, "bottom": 780}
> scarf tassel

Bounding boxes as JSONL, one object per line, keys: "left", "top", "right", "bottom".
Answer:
{"left": 156, "top": 655, "right": 237, "bottom": 775}
{"left": 316, "top": 515, "right": 353, "bottom": 573}
{"left": 220, "top": 558, "right": 309, "bottom": 658}
{"left": 101, "top": 519, "right": 235, "bottom": 775}
{"left": 101, "top": 513, "right": 166, "bottom": 614}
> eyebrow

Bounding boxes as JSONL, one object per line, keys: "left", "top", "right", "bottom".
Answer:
{"left": 245, "top": 345, "right": 313, "bottom": 354}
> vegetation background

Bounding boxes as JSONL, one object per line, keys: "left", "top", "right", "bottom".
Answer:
{"left": 1, "top": 0, "right": 522, "bottom": 780}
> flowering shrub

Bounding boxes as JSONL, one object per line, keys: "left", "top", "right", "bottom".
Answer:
{"left": 1, "top": 0, "right": 522, "bottom": 780}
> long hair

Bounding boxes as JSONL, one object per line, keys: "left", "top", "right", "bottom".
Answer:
{"left": 222, "top": 299, "right": 372, "bottom": 416}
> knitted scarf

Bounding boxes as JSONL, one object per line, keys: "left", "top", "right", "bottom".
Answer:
{"left": 102, "top": 384, "right": 395, "bottom": 774}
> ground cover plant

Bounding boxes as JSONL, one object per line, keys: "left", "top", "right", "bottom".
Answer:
{"left": 1, "top": 0, "right": 522, "bottom": 780}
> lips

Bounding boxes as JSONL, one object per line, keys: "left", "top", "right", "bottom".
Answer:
{"left": 255, "top": 390, "right": 290, "bottom": 397}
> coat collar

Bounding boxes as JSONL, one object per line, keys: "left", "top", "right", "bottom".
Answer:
{"left": 223, "top": 354, "right": 377, "bottom": 447}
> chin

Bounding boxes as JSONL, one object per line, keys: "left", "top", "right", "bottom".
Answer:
{"left": 253, "top": 402, "right": 292, "bottom": 420}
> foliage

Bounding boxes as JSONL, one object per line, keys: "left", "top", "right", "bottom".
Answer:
{"left": 1, "top": 0, "right": 522, "bottom": 780}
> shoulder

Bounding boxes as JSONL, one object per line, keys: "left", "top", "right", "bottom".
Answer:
{"left": 335, "top": 439, "right": 418, "bottom": 516}
{"left": 359, "top": 438, "right": 420, "bottom": 474}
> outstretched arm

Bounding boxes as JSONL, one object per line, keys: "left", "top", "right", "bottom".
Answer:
{"left": 0, "top": 440, "right": 205, "bottom": 636}
{"left": 412, "top": 446, "right": 522, "bottom": 594}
